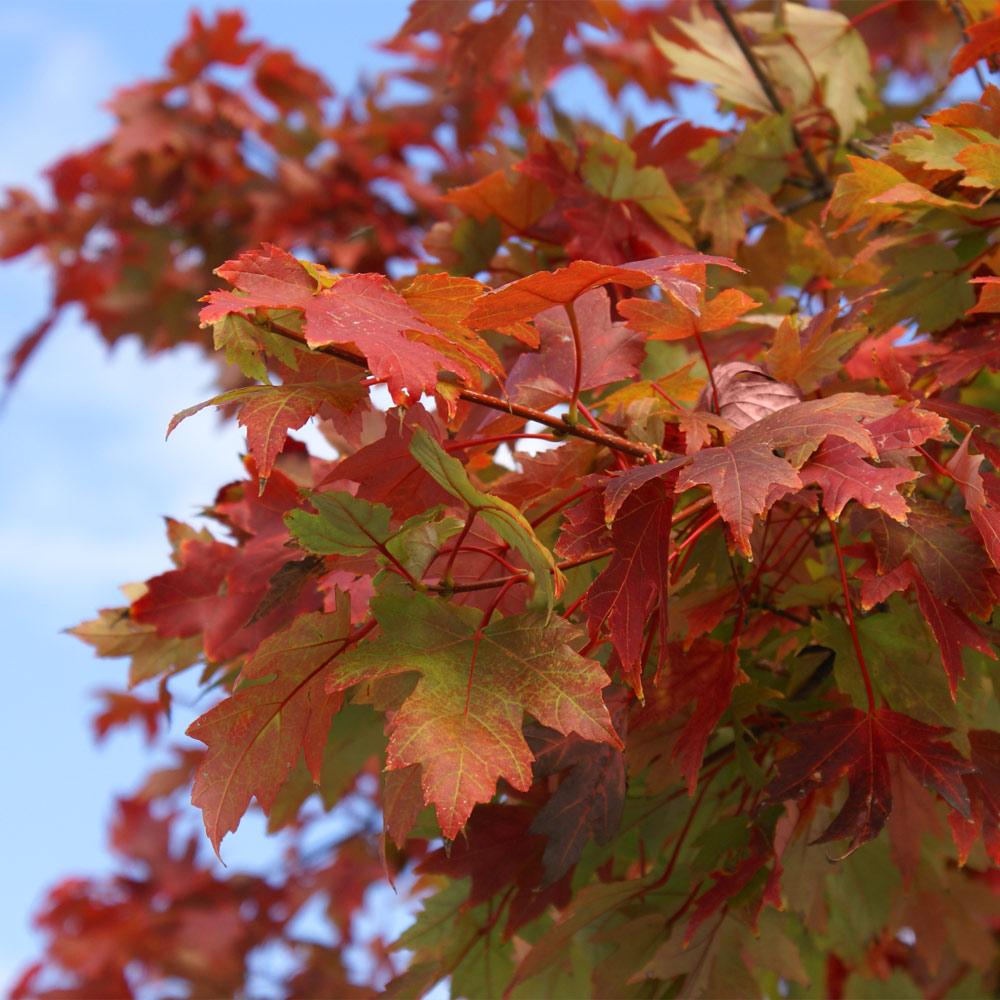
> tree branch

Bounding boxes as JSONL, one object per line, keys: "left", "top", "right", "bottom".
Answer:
{"left": 269, "top": 322, "right": 656, "bottom": 461}
{"left": 710, "top": 0, "right": 831, "bottom": 196}
{"left": 948, "top": 0, "right": 990, "bottom": 90}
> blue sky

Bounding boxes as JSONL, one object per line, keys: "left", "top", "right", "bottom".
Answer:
{"left": 0, "top": 2, "right": 416, "bottom": 988}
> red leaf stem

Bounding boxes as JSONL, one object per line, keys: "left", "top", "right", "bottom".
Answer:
{"left": 829, "top": 515, "right": 876, "bottom": 713}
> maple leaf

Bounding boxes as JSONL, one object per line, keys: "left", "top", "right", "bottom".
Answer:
{"left": 523, "top": 0, "right": 606, "bottom": 95}
{"left": 701, "top": 361, "right": 801, "bottom": 431}
{"left": 554, "top": 478, "right": 613, "bottom": 563}
{"left": 211, "top": 313, "right": 281, "bottom": 382}
{"left": 950, "top": 729, "right": 1000, "bottom": 867}
{"left": 418, "top": 803, "right": 572, "bottom": 940}
{"left": 333, "top": 406, "right": 451, "bottom": 520}
{"left": 825, "top": 157, "right": 913, "bottom": 234}
{"left": 444, "top": 166, "right": 555, "bottom": 233}
{"left": 187, "top": 596, "right": 354, "bottom": 853}
{"left": 383, "top": 765, "right": 425, "bottom": 849}
{"left": 655, "top": 4, "right": 873, "bottom": 138}
{"left": 69, "top": 600, "right": 201, "bottom": 687}
{"left": 132, "top": 470, "right": 322, "bottom": 663}
{"left": 951, "top": 15, "right": 1000, "bottom": 76}
{"left": 168, "top": 378, "right": 363, "bottom": 483}
{"left": 855, "top": 502, "right": 997, "bottom": 693}
{"left": 526, "top": 695, "right": 627, "bottom": 885}
{"left": 581, "top": 474, "right": 677, "bottom": 695}
{"left": 328, "top": 592, "right": 619, "bottom": 839}
{"left": 285, "top": 491, "right": 393, "bottom": 557}
{"left": 617, "top": 287, "right": 756, "bottom": 342}
{"left": 798, "top": 406, "right": 945, "bottom": 522}
{"left": 201, "top": 244, "right": 489, "bottom": 401}
{"left": 684, "top": 830, "right": 780, "bottom": 946}
{"left": 800, "top": 438, "right": 917, "bottom": 522}
{"left": 410, "top": 427, "right": 561, "bottom": 609}
{"left": 286, "top": 491, "right": 461, "bottom": 587}
{"left": 764, "top": 312, "right": 869, "bottom": 395}
{"left": 131, "top": 537, "right": 243, "bottom": 653}
{"left": 504, "top": 287, "right": 644, "bottom": 405}
{"left": 92, "top": 690, "right": 163, "bottom": 745}
{"left": 400, "top": 271, "right": 508, "bottom": 386}
{"left": 581, "top": 133, "right": 689, "bottom": 230}
{"left": 947, "top": 432, "right": 1000, "bottom": 574}
{"left": 679, "top": 395, "right": 893, "bottom": 557}
{"left": 912, "top": 580, "right": 996, "bottom": 698}
{"left": 767, "top": 708, "right": 972, "bottom": 854}
{"left": 666, "top": 638, "right": 748, "bottom": 793}
{"left": 861, "top": 503, "right": 994, "bottom": 617}
{"left": 465, "top": 253, "right": 740, "bottom": 330}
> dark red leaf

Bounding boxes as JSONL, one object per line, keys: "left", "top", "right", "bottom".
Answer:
{"left": 581, "top": 473, "right": 677, "bottom": 694}
{"left": 767, "top": 708, "right": 972, "bottom": 854}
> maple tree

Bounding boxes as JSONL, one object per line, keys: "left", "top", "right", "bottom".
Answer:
{"left": 9, "top": 1, "right": 1000, "bottom": 996}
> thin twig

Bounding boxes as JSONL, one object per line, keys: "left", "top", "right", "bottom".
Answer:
{"left": 693, "top": 330, "right": 720, "bottom": 413}
{"left": 948, "top": 0, "right": 990, "bottom": 90}
{"left": 829, "top": 515, "right": 876, "bottom": 713}
{"left": 267, "top": 320, "right": 656, "bottom": 460}
{"left": 710, "top": 0, "right": 831, "bottom": 195}
{"left": 441, "top": 509, "right": 476, "bottom": 586}
{"left": 746, "top": 187, "right": 831, "bottom": 238}
{"left": 564, "top": 299, "right": 584, "bottom": 423}
{"left": 428, "top": 547, "right": 614, "bottom": 595}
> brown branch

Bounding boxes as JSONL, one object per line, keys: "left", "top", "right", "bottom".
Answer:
{"left": 745, "top": 187, "right": 831, "bottom": 240}
{"left": 459, "top": 388, "right": 654, "bottom": 459}
{"left": 948, "top": 0, "right": 990, "bottom": 89}
{"left": 710, "top": 0, "right": 831, "bottom": 196}
{"left": 268, "top": 322, "right": 656, "bottom": 461}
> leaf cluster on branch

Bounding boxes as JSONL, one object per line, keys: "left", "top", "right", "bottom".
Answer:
{"left": 7, "top": 2, "right": 1000, "bottom": 997}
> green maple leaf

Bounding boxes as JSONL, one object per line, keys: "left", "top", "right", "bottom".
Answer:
{"left": 329, "top": 592, "right": 620, "bottom": 839}
{"left": 288, "top": 492, "right": 463, "bottom": 580}
{"left": 582, "top": 133, "right": 689, "bottom": 230}
{"left": 286, "top": 491, "right": 393, "bottom": 556}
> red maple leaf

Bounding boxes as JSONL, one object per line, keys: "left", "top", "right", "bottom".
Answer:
{"left": 951, "top": 15, "right": 1000, "bottom": 75}
{"left": 168, "top": 368, "right": 364, "bottom": 483}
{"left": 947, "top": 432, "right": 1000, "bottom": 575}
{"left": 767, "top": 708, "right": 972, "bottom": 854}
{"left": 525, "top": 693, "right": 628, "bottom": 884}
{"left": 798, "top": 405, "right": 945, "bottom": 522}
{"left": 188, "top": 595, "right": 354, "bottom": 853}
{"left": 856, "top": 502, "right": 997, "bottom": 693}
{"left": 418, "top": 803, "right": 572, "bottom": 939}
{"left": 464, "top": 253, "right": 740, "bottom": 330}
{"left": 329, "top": 592, "right": 619, "bottom": 839}
{"left": 504, "top": 287, "right": 644, "bottom": 406}
{"left": 949, "top": 729, "right": 1000, "bottom": 866}
{"left": 580, "top": 473, "right": 677, "bottom": 694}
{"left": 201, "top": 244, "right": 487, "bottom": 401}
{"left": 679, "top": 394, "right": 895, "bottom": 557}
{"left": 132, "top": 467, "right": 321, "bottom": 663}
{"left": 684, "top": 830, "right": 781, "bottom": 946}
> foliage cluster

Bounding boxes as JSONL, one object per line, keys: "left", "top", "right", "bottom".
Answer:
{"left": 6, "top": 2, "right": 1000, "bottom": 997}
